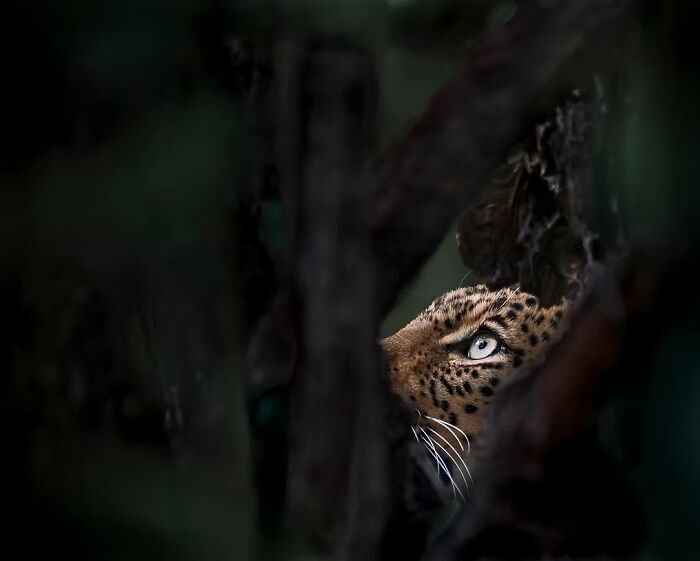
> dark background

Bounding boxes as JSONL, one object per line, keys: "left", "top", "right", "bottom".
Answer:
{"left": 3, "top": 1, "right": 700, "bottom": 560}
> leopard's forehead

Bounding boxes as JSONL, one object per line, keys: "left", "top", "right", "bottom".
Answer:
{"left": 416, "top": 285, "right": 540, "bottom": 330}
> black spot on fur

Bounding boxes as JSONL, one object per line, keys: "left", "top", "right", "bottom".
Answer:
{"left": 409, "top": 395, "right": 416, "bottom": 401}
{"left": 511, "top": 303, "right": 524, "bottom": 311}
{"left": 462, "top": 381, "right": 472, "bottom": 393}
{"left": 489, "top": 378, "right": 499, "bottom": 387}
{"left": 464, "top": 404, "right": 478, "bottom": 414}
{"left": 440, "top": 400, "right": 449, "bottom": 411}
{"left": 470, "top": 369, "right": 480, "bottom": 378}
{"left": 542, "top": 331, "right": 550, "bottom": 341}
{"left": 506, "top": 310, "right": 518, "bottom": 320}
{"left": 488, "top": 314, "right": 508, "bottom": 327}
{"left": 479, "top": 362, "right": 501, "bottom": 369}
{"left": 448, "top": 412, "right": 458, "bottom": 425}
{"left": 535, "top": 315, "right": 545, "bottom": 326}
{"left": 520, "top": 323, "right": 529, "bottom": 333}
{"left": 525, "top": 297, "right": 538, "bottom": 307}
{"left": 429, "top": 380, "right": 437, "bottom": 395}
{"left": 555, "top": 310, "right": 563, "bottom": 320}
{"left": 480, "top": 386, "right": 494, "bottom": 397}
{"left": 529, "top": 334, "right": 539, "bottom": 346}
{"left": 513, "top": 356, "right": 523, "bottom": 368}
{"left": 456, "top": 386, "right": 465, "bottom": 397}
{"left": 440, "top": 376, "right": 454, "bottom": 395}
{"left": 444, "top": 319, "right": 453, "bottom": 329}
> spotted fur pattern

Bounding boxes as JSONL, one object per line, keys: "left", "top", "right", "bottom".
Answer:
{"left": 381, "top": 285, "right": 569, "bottom": 441}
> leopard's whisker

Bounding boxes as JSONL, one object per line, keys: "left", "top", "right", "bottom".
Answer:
{"left": 416, "top": 423, "right": 442, "bottom": 475}
{"left": 422, "top": 442, "right": 457, "bottom": 500}
{"left": 414, "top": 409, "right": 442, "bottom": 472}
{"left": 424, "top": 426, "right": 473, "bottom": 486}
{"left": 420, "top": 430, "right": 468, "bottom": 502}
{"left": 420, "top": 430, "right": 449, "bottom": 486}
{"left": 425, "top": 415, "right": 464, "bottom": 452}
{"left": 420, "top": 427, "right": 443, "bottom": 475}
{"left": 420, "top": 411, "right": 472, "bottom": 492}
{"left": 421, "top": 428, "right": 469, "bottom": 499}
{"left": 457, "top": 271, "right": 472, "bottom": 289}
{"left": 410, "top": 426, "right": 422, "bottom": 445}
{"left": 425, "top": 414, "right": 471, "bottom": 454}
{"left": 413, "top": 424, "right": 440, "bottom": 478}
{"left": 420, "top": 434, "right": 464, "bottom": 501}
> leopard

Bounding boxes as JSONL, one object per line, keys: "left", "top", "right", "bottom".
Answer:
{"left": 381, "top": 283, "right": 569, "bottom": 499}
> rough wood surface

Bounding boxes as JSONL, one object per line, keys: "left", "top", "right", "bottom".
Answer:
{"left": 278, "top": 46, "right": 389, "bottom": 558}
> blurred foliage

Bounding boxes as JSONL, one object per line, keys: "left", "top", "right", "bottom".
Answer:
{"left": 3, "top": 0, "right": 258, "bottom": 558}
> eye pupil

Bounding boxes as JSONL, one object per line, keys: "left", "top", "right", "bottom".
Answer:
{"left": 467, "top": 334, "right": 500, "bottom": 360}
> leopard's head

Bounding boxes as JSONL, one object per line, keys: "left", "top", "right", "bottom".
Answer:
{"left": 382, "top": 285, "right": 569, "bottom": 445}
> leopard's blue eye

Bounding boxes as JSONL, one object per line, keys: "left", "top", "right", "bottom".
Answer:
{"left": 468, "top": 335, "right": 498, "bottom": 359}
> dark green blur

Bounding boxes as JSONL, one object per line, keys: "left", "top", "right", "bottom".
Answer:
{"left": 2, "top": 1, "right": 700, "bottom": 560}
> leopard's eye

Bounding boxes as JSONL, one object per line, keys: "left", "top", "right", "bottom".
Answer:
{"left": 468, "top": 334, "right": 499, "bottom": 360}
